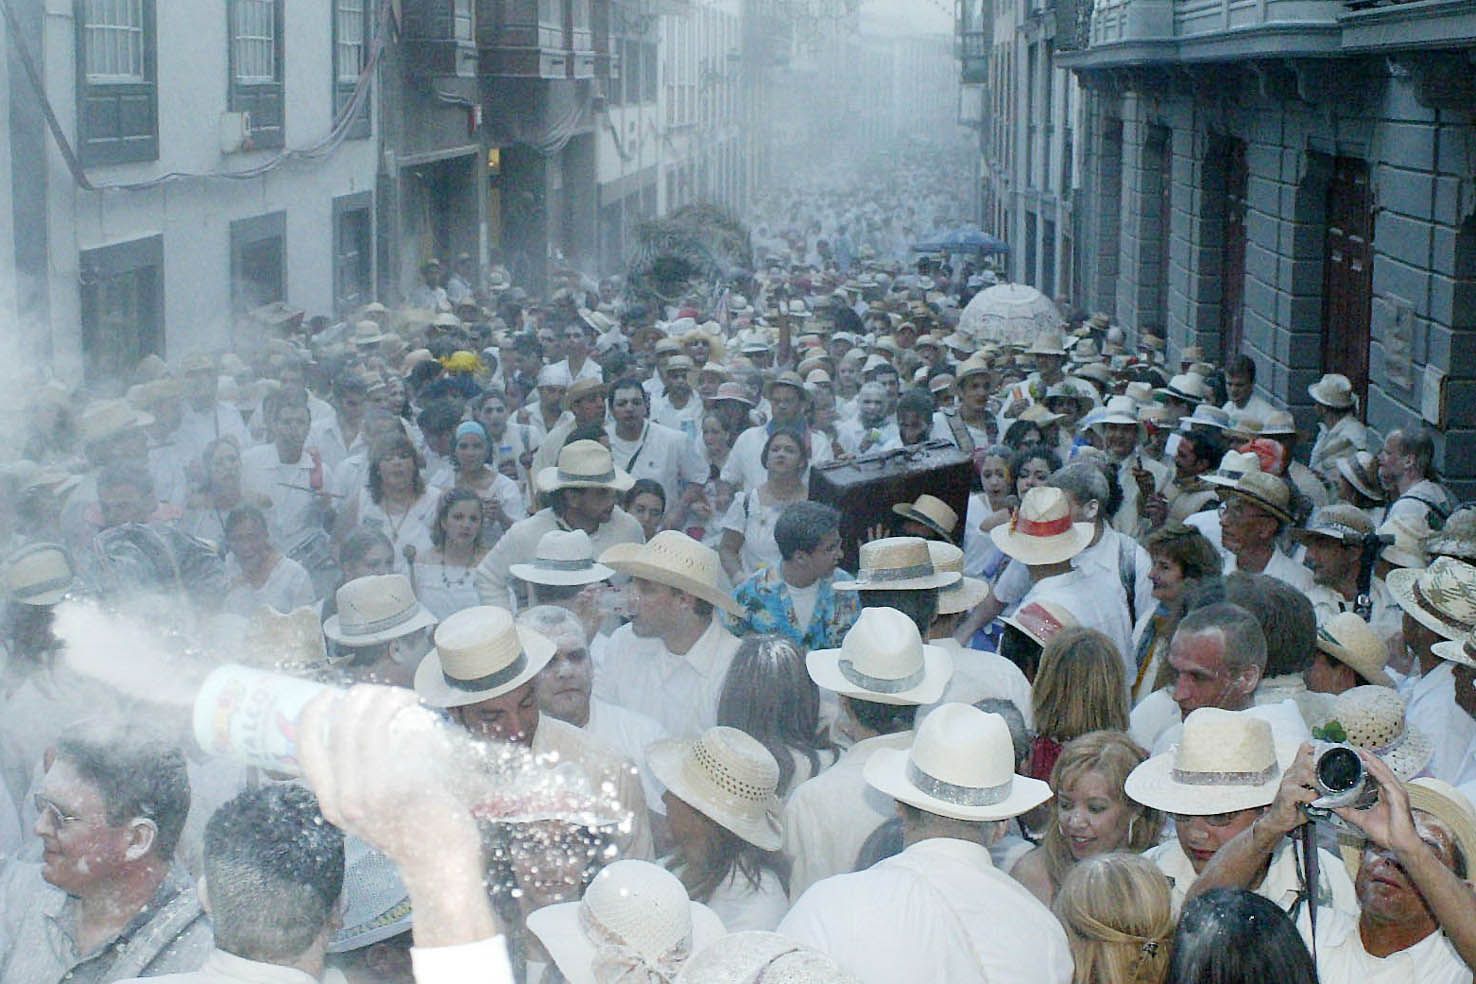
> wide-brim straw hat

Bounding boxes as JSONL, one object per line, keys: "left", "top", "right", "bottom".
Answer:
{"left": 329, "top": 837, "right": 412, "bottom": 953}
{"left": 1000, "top": 599, "right": 1077, "bottom": 647}
{"left": 928, "top": 541, "right": 989, "bottom": 615}
{"left": 1308, "top": 372, "right": 1357, "bottom": 409}
{"left": 990, "top": 486, "right": 1094, "bottom": 565}
{"left": 1026, "top": 328, "right": 1068, "bottom": 357}
{"left": 527, "top": 861, "right": 726, "bottom": 984}
{"left": 538, "top": 440, "right": 635, "bottom": 495}
{"left": 712, "top": 382, "right": 755, "bottom": 406}
{"left": 2, "top": 542, "right": 74, "bottom": 606}
{"left": 1126, "top": 708, "right": 1299, "bottom": 815}
{"left": 1340, "top": 778, "right": 1476, "bottom": 881}
{"left": 1323, "top": 686, "right": 1433, "bottom": 780}
{"left": 601, "top": 530, "right": 742, "bottom": 616}
{"left": 647, "top": 727, "right": 784, "bottom": 851}
{"left": 1336, "top": 451, "right": 1385, "bottom": 502}
{"left": 1201, "top": 450, "right": 1263, "bottom": 489}
{"left": 807, "top": 606, "right": 954, "bottom": 706}
{"left": 1179, "top": 405, "right": 1231, "bottom": 432}
{"left": 892, "top": 494, "right": 959, "bottom": 539}
{"left": 1215, "top": 471, "right": 1296, "bottom": 525}
{"left": 323, "top": 574, "right": 438, "bottom": 646}
{"left": 509, "top": 529, "right": 615, "bottom": 587}
{"left": 1073, "top": 363, "right": 1116, "bottom": 386}
{"left": 1093, "top": 395, "right": 1141, "bottom": 428}
{"left": 1388, "top": 556, "right": 1476, "bottom": 644}
{"left": 1431, "top": 627, "right": 1476, "bottom": 669}
{"left": 865, "top": 702, "right": 1052, "bottom": 822}
{"left": 415, "top": 605, "right": 557, "bottom": 708}
{"left": 560, "top": 377, "right": 608, "bottom": 412}
{"left": 955, "top": 354, "right": 993, "bottom": 383}
{"left": 1317, "top": 612, "right": 1396, "bottom": 687}
{"left": 675, "top": 931, "right": 862, "bottom": 984}
{"left": 1289, "top": 503, "right": 1374, "bottom": 546}
{"left": 764, "top": 371, "right": 810, "bottom": 401}
{"left": 1379, "top": 515, "right": 1431, "bottom": 570}
{"left": 1157, "top": 372, "right": 1209, "bottom": 405}
{"left": 833, "top": 536, "right": 960, "bottom": 592}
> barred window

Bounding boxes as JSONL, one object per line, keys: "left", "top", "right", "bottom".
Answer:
{"left": 232, "top": 0, "right": 277, "bottom": 84}
{"left": 335, "top": 0, "right": 366, "bottom": 83}
{"left": 83, "top": 0, "right": 146, "bottom": 83}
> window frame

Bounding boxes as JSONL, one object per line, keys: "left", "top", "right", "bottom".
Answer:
{"left": 332, "top": 0, "right": 372, "bottom": 138}
{"left": 332, "top": 192, "right": 375, "bottom": 317}
{"left": 79, "top": 234, "right": 165, "bottom": 384}
{"left": 229, "top": 211, "right": 288, "bottom": 314}
{"left": 227, "top": 0, "right": 285, "bottom": 149}
{"left": 74, "top": 0, "right": 159, "bottom": 165}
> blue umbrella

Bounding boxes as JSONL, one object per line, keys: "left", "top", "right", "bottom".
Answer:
{"left": 911, "top": 228, "right": 1010, "bottom": 255}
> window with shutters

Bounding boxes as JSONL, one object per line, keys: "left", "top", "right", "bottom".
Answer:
{"left": 333, "top": 0, "right": 371, "bottom": 138}
{"left": 76, "top": 0, "right": 158, "bottom": 165}
{"left": 333, "top": 193, "right": 374, "bottom": 316}
{"left": 80, "top": 235, "right": 164, "bottom": 384}
{"left": 228, "top": 0, "right": 285, "bottom": 149}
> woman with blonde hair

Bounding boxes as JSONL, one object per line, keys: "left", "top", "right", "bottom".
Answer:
{"left": 1011, "top": 730, "right": 1162, "bottom": 904}
{"left": 1053, "top": 852, "right": 1174, "bottom": 984}
{"left": 1029, "top": 627, "right": 1130, "bottom": 783}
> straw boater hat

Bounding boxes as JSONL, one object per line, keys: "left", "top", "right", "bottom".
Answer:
{"left": 806, "top": 606, "right": 954, "bottom": 706}
{"left": 832, "top": 536, "right": 960, "bottom": 592}
{"left": 676, "top": 931, "right": 861, "bottom": 984}
{"left": 414, "top": 605, "right": 557, "bottom": 708}
{"left": 1157, "top": 373, "right": 1210, "bottom": 405}
{"left": 1290, "top": 503, "right": 1374, "bottom": 548}
{"left": 527, "top": 860, "right": 726, "bottom": 984}
{"left": 537, "top": 440, "right": 635, "bottom": 496}
{"left": 329, "top": 837, "right": 412, "bottom": 953}
{"left": 1308, "top": 373, "right": 1357, "bottom": 410}
{"left": 647, "top": 727, "right": 784, "bottom": 851}
{"left": 1215, "top": 471, "right": 1296, "bottom": 525}
{"left": 1388, "top": 556, "right": 1476, "bottom": 643}
{"left": 1125, "top": 708, "right": 1297, "bottom": 815}
{"left": 600, "top": 531, "right": 742, "bottom": 616}
{"left": 891, "top": 494, "right": 959, "bottom": 540}
{"left": 928, "top": 541, "right": 989, "bottom": 616}
{"left": 990, "top": 487, "right": 1094, "bottom": 566}
{"left": 2, "top": 542, "right": 74, "bottom": 606}
{"left": 864, "top": 702, "right": 1052, "bottom": 822}
{"left": 510, "top": 529, "right": 615, "bottom": 587}
{"left": 1000, "top": 599, "right": 1077, "bottom": 648}
{"left": 323, "top": 574, "right": 438, "bottom": 647}
{"left": 1317, "top": 612, "right": 1396, "bottom": 688}
{"left": 1333, "top": 451, "right": 1383, "bottom": 503}
{"left": 1320, "top": 686, "right": 1432, "bottom": 780}
{"left": 1026, "top": 328, "right": 1068, "bottom": 357}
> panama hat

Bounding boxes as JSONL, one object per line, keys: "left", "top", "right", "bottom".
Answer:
{"left": 832, "top": 536, "right": 960, "bottom": 592}
{"left": 329, "top": 837, "right": 412, "bottom": 953}
{"left": 1321, "top": 686, "right": 1432, "bottom": 780}
{"left": 806, "top": 606, "right": 954, "bottom": 706}
{"left": 414, "top": 605, "right": 557, "bottom": 708}
{"left": 2, "top": 542, "right": 74, "bottom": 606}
{"left": 600, "top": 530, "right": 742, "bottom": 616}
{"left": 1334, "top": 451, "right": 1385, "bottom": 503}
{"left": 1179, "top": 405, "right": 1231, "bottom": 432}
{"left": 527, "top": 860, "right": 726, "bottom": 984}
{"left": 1216, "top": 471, "right": 1296, "bottom": 525}
{"left": 1026, "top": 328, "right": 1068, "bottom": 357}
{"left": 891, "top": 494, "right": 959, "bottom": 540}
{"left": 928, "top": 373, "right": 956, "bottom": 394}
{"left": 1125, "top": 708, "right": 1296, "bottom": 815}
{"left": 1431, "top": 624, "right": 1476, "bottom": 669}
{"left": 1291, "top": 503, "right": 1374, "bottom": 547}
{"left": 350, "top": 321, "right": 387, "bottom": 346}
{"left": 955, "top": 354, "right": 993, "bottom": 383}
{"left": 1388, "top": 556, "right": 1476, "bottom": 643}
{"left": 1122, "top": 381, "right": 1155, "bottom": 406}
{"left": 510, "top": 529, "right": 615, "bottom": 587}
{"left": 647, "top": 727, "right": 784, "bottom": 850}
{"left": 712, "top": 382, "right": 755, "bottom": 406}
{"left": 537, "top": 440, "right": 635, "bottom": 495}
{"left": 990, "top": 487, "right": 1093, "bottom": 565}
{"left": 1316, "top": 612, "right": 1396, "bottom": 688}
{"left": 1073, "top": 363, "right": 1116, "bottom": 386}
{"left": 1379, "top": 515, "right": 1431, "bottom": 570}
{"left": 1020, "top": 403, "right": 1065, "bottom": 427}
{"left": 1308, "top": 373, "right": 1357, "bottom": 409}
{"left": 764, "top": 371, "right": 810, "bottom": 401}
{"left": 864, "top": 702, "right": 1052, "bottom": 822}
{"left": 928, "top": 541, "right": 989, "bottom": 615}
{"left": 1201, "top": 449, "right": 1263, "bottom": 489}
{"left": 676, "top": 931, "right": 861, "bottom": 984}
{"left": 1093, "top": 395, "right": 1141, "bottom": 428}
{"left": 1258, "top": 410, "right": 1300, "bottom": 438}
{"left": 1157, "top": 373, "right": 1209, "bottom": 405}
{"left": 1001, "top": 599, "right": 1078, "bottom": 648}
{"left": 560, "top": 377, "right": 607, "bottom": 413}
{"left": 323, "top": 574, "right": 438, "bottom": 647}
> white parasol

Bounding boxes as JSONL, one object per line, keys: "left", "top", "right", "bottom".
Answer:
{"left": 958, "top": 284, "right": 1063, "bottom": 347}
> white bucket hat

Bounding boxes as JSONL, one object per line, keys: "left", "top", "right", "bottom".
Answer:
{"left": 928, "top": 541, "right": 989, "bottom": 615}
{"left": 1125, "top": 708, "right": 1296, "bottom": 815}
{"left": 1388, "top": 556, "right": 1476, "bottom": 644}
{"left": 833, "top": 536, "right": 960, "bottom": 592}
{"left": 1308, "top": 372, "right": 1357, "bottom": 409}
{"left": 1316, "top": 611, "right": 1396, "bottom": 688}
{"left": 527, "top": 860, "right": 726, "bottom": 984}
{"left": 509, "top": 529, "right": 615, "bottom": 587}
{"left": 1321, "top": 686, "right": 1432, "bottom": 781}
{"left": 989, "top": 487, "right": 1093, "bottom": 565}
{"left": 537, "top": 440, "right": 635, "bottom": 495}
{"left": 647, "top": 727, "right": 784, "bottom": 851}
{"left": 600, "top": 531, "right": 742, "bottom": 616}
{"left": 806, "top": 606, "right": 954, "bottom": 706}
{"left": 864, "top": 702, "right": 1052, "bottom": 822}
{"left": 414, "top": 605, "right": 557, "bottom": 708}
{"left": 323, "top": 574, "right": 438, "bottom": 647}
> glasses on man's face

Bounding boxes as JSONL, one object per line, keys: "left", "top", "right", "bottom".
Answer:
{"left": 34, "top": 794, "right": 82, "bottom": 826}
{"left": 1171, "top": 810, "right": 1243, "bottom": 828}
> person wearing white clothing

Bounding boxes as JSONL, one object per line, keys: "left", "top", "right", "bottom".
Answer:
{"left": 779, "top": 703, "right": 1073, "bottom": 984}
{"left": 1216, "top": 471, "right": 1316, "bottom": 594}
{"left": 648, "top": 354, "right": 706, "bottom": 443}
{"left": 1222, "top": 355, "right": 1278, "bottom": 426}
{"left": 1391, "top": 558, "right": 1476, "bottom": 787}
{"left": 606, "top": 379, "right": 706, "bottom": 512}
{"left": 240, "top": 400, "right": 336, "bottom": 559}
{"left": 720, "top": 374, "right": 833, "bottom": 491}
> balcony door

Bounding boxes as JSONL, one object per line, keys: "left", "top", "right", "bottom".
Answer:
{"left": 1320, "top": 156, "right": 1374, "bottom": 416}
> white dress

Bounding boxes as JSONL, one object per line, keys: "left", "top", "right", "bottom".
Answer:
{"left": 413, "top": 561, "right": 481, "bottom": 620}
{"left": 355, "top": 487, "right": 442, "bottom": 571}
{"left": 720, "top": 488, "right": 790, "bottom": 577}
{"left": 704, "top": 867, "right": 790, "bottom": 933}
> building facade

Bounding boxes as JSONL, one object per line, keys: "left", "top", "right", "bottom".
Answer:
{"left": 1059, "top": 0, "right": 1476, "bottom": 491}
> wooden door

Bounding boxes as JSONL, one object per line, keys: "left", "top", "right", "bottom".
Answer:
{"left": 1219, "top": 137, "right": 1248, "bottom": 361}
{"left": 1321, "top": 156, "right": 1374, "bottom": 415}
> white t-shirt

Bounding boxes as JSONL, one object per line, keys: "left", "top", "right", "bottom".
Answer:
{"left": 789, "top": 579, "right": 821, "bottom": 630}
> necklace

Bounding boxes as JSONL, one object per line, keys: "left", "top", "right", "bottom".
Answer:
{"left": 440, "top": 562, "right": 473, "bottom": 589}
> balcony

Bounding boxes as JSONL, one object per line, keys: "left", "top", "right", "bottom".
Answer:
{"left": 403, "top": 0, "right": 479, "bottom": 78}
{"left": 1063, "top": 0, "right": 1344, "bottom": 67}
{"left": 960, "top": 30, "right": 990, "bottom": 82}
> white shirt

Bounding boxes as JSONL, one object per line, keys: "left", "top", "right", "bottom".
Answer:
{"left": 1076, "top": 528, "right": 1157, "bottom": 635}
{"left": 307, "top": 415, "right": 366, "bottom": 473}
{"left": 222, "top": 555, "right": 317, "bottom": 616}
{"left": 551, "top": 357, "right": 603, "bottom": 385}
{"left": 1385, "top": 478, "right": 1455, "bottom": 530}
{"left": 650, "top": 391, "right": 705, "bottom": 444}
{"left": 1307, "top": 579, "right": 1402, "bottom": 647}
{"left": 1404, "top": 660, "right": 1476, "bottom": 786}
{"left": 1303, "top": 906, "right": 1472, "bottom": 984}
{"left": 834, "top": 417, "right": 899, "bottom": 456}
{"left": 782, "top": 731, "right": 914, "bottom": 901}
{"left": 721, "top": 424, "right": 833, "bottom": 492}
{"left": 585, "top": 697, "right": 669, "bottom": 814}
{"left": 919, "top": 637, "right": 1034, "bottom": 728}
{"left": 606, "top": 420, "right": 706, "bottom": 509}
{"left": 594, "top": 618, "right": 743, "bottom": 738}
{"left": 239, "top": 443, "right": 335, "bottom": 554}
{"left": 175, "top": 401, "right": 252, "bottom": 464}
{"left": 1022, "top": 567, "right": 1134, "bottom": 672}
{"left": 354, "top": 487, "right": 442, "bottom": 572}
{"left": 720, "top": 488, "right": 787, "bottom": 577}
{"left": 1224, "top": 545, "right": 1316, "bottom": 594}
{"left": 1129, "top": 687, "right": 1183, "bottom": 752}
{"left": 1310, "top": 414, "right": 1370, "bottom": 477}
{"left": 779, "top": 837, "right": 1074, "bottom": 984}
{"left": 1144, "top": 837, "right": 1358, "bottom": 917}
{"left": 120, "top": 948, "right": 316, "bottom": 983}
{"left": 410, "top": 937, "right": 515, "bottom": 984}
{"left": 705, "top": 866, "right": 790, "bottom": 933}
{"left": 1223, "top": 393, "right": 1279, "bottom": 425}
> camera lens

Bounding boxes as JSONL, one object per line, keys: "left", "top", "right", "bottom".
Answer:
{"left": 1317, "top": 746, "right": 1363, "bottom": 794}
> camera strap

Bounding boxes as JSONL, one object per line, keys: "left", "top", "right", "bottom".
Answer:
{"left": 1302, "top": 823, "right": 1320, "bottom": 968}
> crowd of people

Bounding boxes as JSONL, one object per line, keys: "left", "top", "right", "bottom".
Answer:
{"left": 2, "top": 160, "right": 1476, "bottom": 984}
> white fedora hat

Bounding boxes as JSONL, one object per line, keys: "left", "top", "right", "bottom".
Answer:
{"left": 537, "top": 439, "right": 635, "bottom": 495}
{"left": 864, "top": 702, "right": 1052, "bottom": 822}
{"left": 833, "top": 536, "right": 960, "bottom": 592}
{"left": 1316, "top": 612, "right": 1396, "bottom": 688}
{"left": 1200, "top": 449, "right": 1263, "bottom": 489}
{"left": 527, "top": 860, "right": 726, "bottom": 984}
{"left": 414, "top": 605, "right": 557, "bottom": 708}
{"left": 509, "top": 529, "right": 615, "bottom": 587}
{"left": 1125, "top": 708, "right": 1296, "bottom": 815}
{"left": 2, "top": 542, "right": 74, "bottom": 606}
{"left": 600, "top": 531, "right": 743, "bottom": 616}
{"left": 989, "top": 487, "right": 1094, "bottom": 565}
{"left": 1092, "top": 395, "right": 1141, "bottom": 428}
{"left": 806, "top": 606, "right": 953, "bottom": 706}
{"left": 1388, "top": 556, "right": 1476, "bottom": 644}
{"left": 323, "top": 574, "right": 438, "bottom": 647}
{"left": 647, "top": 727, "right": 784, "bottom": 851}
{"left": 1000, "top": 599, "right": 1078, "bottom": 648}
{"left": 1156, "top": 373, "right": 1209, "bottom": 405}
{"left": 891, "top": 494, "right": 959, "bottom": 539}
{"left": 928, "top": 541, "right": 989, "bottom": 615}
